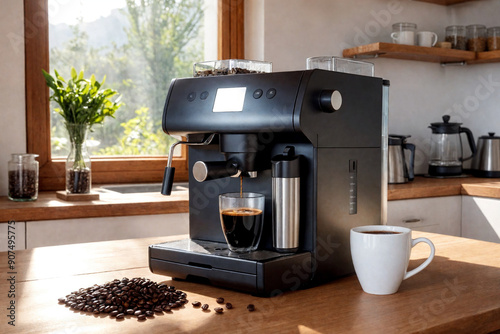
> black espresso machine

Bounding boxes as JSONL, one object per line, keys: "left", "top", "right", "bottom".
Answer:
{"left": 149, "top": 69, "right": 389, "bottom": 296}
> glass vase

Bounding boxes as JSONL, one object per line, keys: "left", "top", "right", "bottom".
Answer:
{"left": 65, "top": 123, "right": 91, "bottom": 194}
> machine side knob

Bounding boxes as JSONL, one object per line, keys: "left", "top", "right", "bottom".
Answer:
{"left": 319, "top": 90, "right": 342, "bottom": 113}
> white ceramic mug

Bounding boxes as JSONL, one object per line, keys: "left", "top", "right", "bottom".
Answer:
{"left": 350, "top": 225, "right": 435, "bottom": 295}
{"left": 417, "top": 31, "right": 438, "bottom": 47}
{"left": 391, "top": 31, "right": 415, "bottom": 45}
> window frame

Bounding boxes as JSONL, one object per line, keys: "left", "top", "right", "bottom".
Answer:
{"left": 24, "top": 0, "right": 244, "bottom": 191}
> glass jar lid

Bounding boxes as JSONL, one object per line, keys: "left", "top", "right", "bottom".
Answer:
{"left": 392, "top": 22, "right": 417, "bottom": 30}
{"left": 10, "top": 153, "right": 39, "bottom": 162}
{"left": 446, "top": 25, "right": 465, "bottom": 33}
{"left": 466, "top": 24, "right": 486, "bottom": 30}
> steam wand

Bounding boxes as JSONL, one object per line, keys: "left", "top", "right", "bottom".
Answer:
{"left": 161, "top": 134, "right": 216, "bottom": 195}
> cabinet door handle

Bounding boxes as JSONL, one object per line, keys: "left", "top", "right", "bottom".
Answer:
{"left": 403, "top": 218, "right": 422, "bottom": 224}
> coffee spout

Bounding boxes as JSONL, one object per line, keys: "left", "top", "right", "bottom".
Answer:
{"left": 238, "top": 171, "right": 257, "bottom": 178}
{"left": 219, "top": 134, "right": 262, "bottom": 174}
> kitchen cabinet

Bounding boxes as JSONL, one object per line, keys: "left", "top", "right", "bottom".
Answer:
{"left": 0, "top": 221, "right": 26, "bottom": 251}
{"left": 461, "top": 196, "right": 500, "bottom": 243}
{"left": 25, "top": 213, "right": 188, "bottom": 249}
{"left": 387, "top": 196, "right": 461, "bottom": 236}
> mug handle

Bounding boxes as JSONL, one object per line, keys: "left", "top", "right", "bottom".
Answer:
{"left": 390, "top": 32, "right": 399, "bottom": 43}
{"left": 403, "top": 237, "right": 435, "bottom": 280}
{"left": 431, "top": 32, "right": 438, "bottom": 46}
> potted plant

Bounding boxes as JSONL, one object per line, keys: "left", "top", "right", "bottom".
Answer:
{"left": 42, "top": 67, "right": 122, "bottom": 193}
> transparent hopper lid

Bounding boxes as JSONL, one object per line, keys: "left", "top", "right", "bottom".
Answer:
{"left": 306, "top": 56, "right": 374, "bottom": 77}
{"left": 193, "top": 59, "right": 272, "bottom": 77}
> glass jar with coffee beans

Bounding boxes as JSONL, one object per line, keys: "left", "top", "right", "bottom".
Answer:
{"left": 487, "top": 27, "right": 500, "bottom": 51}
{"left": 445, "top": 25, "right": 466, "bottom": 50}
{"left": 467, "top": 24, "right": 487, "bottom": 52}
{"left": 8, "top": 153, "right": 39, "bottom": 201}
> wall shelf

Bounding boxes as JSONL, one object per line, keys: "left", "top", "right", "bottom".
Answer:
{"left": 342, "top": 42, "right": 500, "bottom": 65}
{"left": 467, "top": 50, "right": 500, "bottom": 64}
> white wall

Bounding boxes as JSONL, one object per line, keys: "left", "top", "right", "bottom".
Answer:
{"left": 0, "top": 0, "right": 26, "bottom": 196}
{"left": 2, "top": 0, "right": 500, "bottom": 197}
{"left": 246, "top": 0, "right": 500, "bottom": 175}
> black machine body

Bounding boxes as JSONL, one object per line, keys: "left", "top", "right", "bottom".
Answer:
{"left": 150, "top": 70, "right": 389, "bottom": 296}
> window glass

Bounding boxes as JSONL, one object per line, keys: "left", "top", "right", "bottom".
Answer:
{"left": 48, "top": 0, "right": 216, "bottom": 158}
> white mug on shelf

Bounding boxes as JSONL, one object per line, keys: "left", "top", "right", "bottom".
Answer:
{"left": 417, "top": 31, "right": 438, "bottom": 47}
{"left": 350, "top": 225, "right": 435, "bottom": 295}
{"left": 391, "top": 31, "right": 415, "bottom": 45}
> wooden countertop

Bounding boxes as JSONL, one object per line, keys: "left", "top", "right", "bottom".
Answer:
{"left": 0, "top": 232, "right": 499, "bottom": 333}
{"left": 388, "top": 176, "right": 500, "bottom": 201}
{"left": 1, "top": 177, "right": 499, "bottom": 222}
{"left": 0, "top": 189, "right": 189, "bottom": 222}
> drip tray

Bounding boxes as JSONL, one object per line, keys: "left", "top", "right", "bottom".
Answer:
{"left": 149, "top": 239, "right": 312, "bottom": 295}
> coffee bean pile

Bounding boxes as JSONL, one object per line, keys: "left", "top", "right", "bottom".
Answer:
{"left": 445, "top": 35, "right": 467, "bottom": 50}
{"left": 195, "top": 67, "right": 265, "bottom": 77}
{"left": 67, "top": 168, "right": 91, "bottom": 193}
{"left": 58, "top": 277, "right": 188, "bottom": 321}
{"left": 190, "top": 297, "right": 254, "bottom": 314}
{"left": 467, "top": 37, "right": 487, "bottom": 52}
{"left": 488, "top": 36, "right": 500, "bottom": 51}
{"left": 8, "top": 170, "right": 37, "bottom": 200}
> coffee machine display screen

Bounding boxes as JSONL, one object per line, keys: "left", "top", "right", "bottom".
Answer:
{"left": 213, "top": 87, "right": 247, "bottom": 112}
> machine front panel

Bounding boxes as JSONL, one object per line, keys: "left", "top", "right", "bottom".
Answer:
{"left": 163, "top": 72, "right": 305, "bottom": 136}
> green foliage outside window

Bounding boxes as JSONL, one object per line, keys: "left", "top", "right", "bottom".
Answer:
{"left": 49, "top": 0, "right": 204, "bottom": 157}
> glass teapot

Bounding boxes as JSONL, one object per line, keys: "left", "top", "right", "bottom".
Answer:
{"left": 428, "top": 115, "right": 476, "bottom": 176}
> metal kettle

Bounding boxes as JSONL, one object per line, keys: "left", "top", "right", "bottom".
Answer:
{"left": 471, "top": 132, "right": 500, "bottom": 178}
{"left": 388, "top": 135, "right": 415, "bottom": 184}
{"left": 428, "top": 115, "right": 476, "bottom": 177}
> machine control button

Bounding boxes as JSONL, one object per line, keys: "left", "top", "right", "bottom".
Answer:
{"left": 349, "top": 159, "right": 358, "bottom": 215}
{"left": 187, "top": 92, "right": 196, "bottom": 102}
{"left": 319, "top": 90, "right": 342, "bottom": 112}
{"left": 193, "top": 161, "right": 208, "bottom": 182}
{"left": 253, "top": 89, "right": 263, "bottom": 99}
{"left": 200, "top": 91, "right": 209, "bottom": 100}
{"left": 266, "top": 88, "right": 277, "bottom": 99}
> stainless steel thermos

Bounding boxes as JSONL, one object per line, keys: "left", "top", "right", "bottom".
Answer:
{"left": 472, "top": 132, "right": 500, "bottom": 177}
{"left": 272, "top": 146, "right": 300, "bottom": 253}
{"left": 388, "top": 135, "right": 415, "bottom": 184}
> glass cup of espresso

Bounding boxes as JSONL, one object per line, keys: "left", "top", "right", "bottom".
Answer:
{"left": 219, "top": 192, "right": 265, "bottom": 253}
